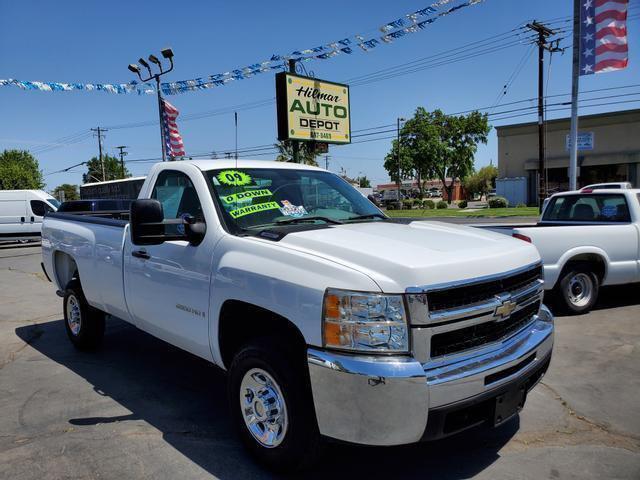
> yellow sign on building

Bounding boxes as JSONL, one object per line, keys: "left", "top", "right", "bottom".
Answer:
{"left": 276, "top": 72, "right": 350, "bottom": 144}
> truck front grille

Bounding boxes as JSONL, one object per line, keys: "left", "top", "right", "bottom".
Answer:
{"left": 427, "top": 264, "right": 542, "bottom": 312}
{"left": 430, "top": 300, "right": 540, "bottom": 357}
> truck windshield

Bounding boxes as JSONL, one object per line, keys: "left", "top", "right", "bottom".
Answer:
{"left": 542, "top": 194, "right": 631, "bottom": 223}
{"left": 206, "top": 168, "right": 384, "bottom": 230}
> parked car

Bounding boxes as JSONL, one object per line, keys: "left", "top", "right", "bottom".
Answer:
{"left": 581, "top": 182, "right": 632, "bottom": 191}
{"left": 512, "top": 188, "right": 640, "bottom": 314}
{"left": 0, "top": 190, "right": 59, "bottom": 242}
{"left": 42, "top": 160, "right": 554, "bottom": 471}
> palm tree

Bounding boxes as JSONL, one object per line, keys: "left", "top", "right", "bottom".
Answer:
{"left": 274, "top": 140, "right": 319, "bottom": 166}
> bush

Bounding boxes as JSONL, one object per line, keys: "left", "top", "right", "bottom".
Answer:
{"left": 457, "top": 200, "right": 468, "bottom": 209}
{"left": 436, "top": 200, "right": 448, "bottom": 209}
{"left": 402, "top": 199, "right": 414, "bottom": 209}
{"left": 386, "top": 203, "right": 396, "bottom": 210}
{"left": 516, "top": 203, "right": 527, "bottom": 208}
{"left": 488, "top": 196, "right": 509, "bottom": 208}
{"left": 423, "top": 199, "right": 435, "bottom": 210}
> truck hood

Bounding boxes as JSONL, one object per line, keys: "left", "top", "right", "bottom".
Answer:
{"left": 278, "top": 221, "right": 541, "bottom": 293}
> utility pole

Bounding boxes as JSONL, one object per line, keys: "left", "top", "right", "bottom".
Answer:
{"left": 325, "top": 155, "right": 329, "bottom": 170}
{"left": 526, "top": 21, "right": 558, "bottom": 210}
{"left": 396, "top": 117, "right": 406, "bottom": 205}
{"left": 288, "top": 59, "right": 300, "bottom": 163}
{"left": 90, "top": 127, "right": 108, "bottom": 181}
{"left": 116, "top": 145, "right": 128, "bottom": 179}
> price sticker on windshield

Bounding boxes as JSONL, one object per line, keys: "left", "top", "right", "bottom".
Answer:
{"left": 217, "top": 170, "right": 252, "bottom": 186}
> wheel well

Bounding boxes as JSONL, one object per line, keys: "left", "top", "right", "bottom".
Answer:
{"left": 561, "top": 254, "right": 606, "bottom": 283}
{"left": 53, "top": 251, "right": 78, "bottom": 290}
{"left": 218, "top": 300, "right": 307, "bottom": 370}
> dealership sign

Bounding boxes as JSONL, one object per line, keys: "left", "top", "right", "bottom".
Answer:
{"left": 565, "top": 131, "right": 594, "bottom": 151}
{"left": 276, "top": 72, "right": 350, "bottom": 144}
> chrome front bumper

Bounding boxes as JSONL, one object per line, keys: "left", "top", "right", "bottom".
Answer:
{"left": 307, "top": 305, "right": 554, "bottom": 446}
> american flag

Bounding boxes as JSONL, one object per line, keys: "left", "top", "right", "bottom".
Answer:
{"left": 161, "top": 99, "right": 186, "bottom": 157}
{"left": 580, "top": 0, "right": 629, "bottom": 75}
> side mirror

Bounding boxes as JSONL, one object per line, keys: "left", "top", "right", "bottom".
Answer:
{"left": 181, "top": 214, "right": 207, "bottom": 246}
{"left": 130, "top": 199, "right": 207, "bottom": 246}
{"left": 130, "top": 199, "right": 165, "bottom": 245}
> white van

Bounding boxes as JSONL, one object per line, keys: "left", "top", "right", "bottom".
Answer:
{"left": 0, "top": 190, "right": 59, "bottom": 242}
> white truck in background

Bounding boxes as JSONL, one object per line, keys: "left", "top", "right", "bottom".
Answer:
{"left": 41, "top": 159, "right": 554, "bottom": 471}
{"left": 512, "top": 188, "right": 640, "bottom": 314}
{"left": 0, "top": 190, "right": 59, "bottom": 242}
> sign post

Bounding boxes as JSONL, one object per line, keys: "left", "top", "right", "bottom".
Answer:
{"left": 276, "top": 72, "right": 351, "bottom": 162}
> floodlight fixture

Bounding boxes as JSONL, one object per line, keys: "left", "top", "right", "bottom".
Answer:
{"left": 148, "top": 54, "right": 161, "bottom": 65}
{"left": 161, "top": 48, "right": 174, "bottom": 59}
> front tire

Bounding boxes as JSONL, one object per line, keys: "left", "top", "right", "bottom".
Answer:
{"left": 228, "top": 338, "right": 321, "bottom": 472}
{"left": 555, "top": 266, "right": 599, "bottom": 314}
{"left": 63, "top": 280, "right": 105, "bottom": 350}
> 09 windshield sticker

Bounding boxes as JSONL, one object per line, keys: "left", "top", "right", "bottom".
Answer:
{"left": 229, "top": 201, "right": 280, "bottom": 219}
{"left": 279, "top": 200, "right": 308, "bottom": 218}
{"left": 217, "top": 169, "right": 252, "bottom": 186}
{"left": 222, "top": 188, "right": 273, "bottom": 204}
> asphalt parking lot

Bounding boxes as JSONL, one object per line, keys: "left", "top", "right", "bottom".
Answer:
{"left": 1, "top": 244, "right": 639, "bottom": 479}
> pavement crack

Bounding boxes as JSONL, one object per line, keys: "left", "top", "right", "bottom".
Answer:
{"left": 0, "top": 323, "right": 44, "bottom": 370}
{"left": 539, "top": 381, "right": 640, "bottom": 447}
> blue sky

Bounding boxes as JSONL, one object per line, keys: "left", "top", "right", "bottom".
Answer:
{"left": 1, "top": 0, "right": 638, "bottom": 189}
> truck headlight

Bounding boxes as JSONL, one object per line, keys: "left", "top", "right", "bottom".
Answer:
{"left": 322, "top": 288, "right": 409, "bottom": 353}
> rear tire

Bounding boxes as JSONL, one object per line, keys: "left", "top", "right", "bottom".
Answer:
{"left": 63, "top": 280, "right": 105, "bottom": 350}
{"left": 227, "top": 338, "right": 322, "bottom": 472}
{"left": 555, "top": 265, "right": 599, "bottom": 315}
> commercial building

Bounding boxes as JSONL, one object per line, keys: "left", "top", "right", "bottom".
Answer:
{"left": 497, "top": 109, "right": 640, "bottom": 205}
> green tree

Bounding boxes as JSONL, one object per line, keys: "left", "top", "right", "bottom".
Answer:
{"left": 52, "top": 183, "right": 79, "bottom": 201}
{"left": 383, "top": 138, "right": 414, "bottom": 195}
{"left": 387, "top": 108, "right": 491, "bottom": 204}
{"left": 463, "top": 165, "right": 499, "bottom": 200}
{"left": 0, "top": 150, "right": 44, "bottom": 190}
{"left": 357, "top": 176, "right": 371, "bottom": 188}
{"left": 83, "top": 155, "right": 131, "bottom": 183}
{"left": 274, "top": 140, "right": 319, "bottom": 166}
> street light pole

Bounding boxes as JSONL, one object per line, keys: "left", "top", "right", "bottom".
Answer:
{"left": 396, "top": 117, "right": 405, "bottom": 205}
{"left": 128, "top": 48, "right": 175, "bottom": 162}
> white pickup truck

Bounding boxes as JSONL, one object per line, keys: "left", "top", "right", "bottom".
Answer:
{"left": 41, "top": 160, "right": 554, "bottom": 471}
{"left": 513, "top": 188, "right": 640, "bottom": 314}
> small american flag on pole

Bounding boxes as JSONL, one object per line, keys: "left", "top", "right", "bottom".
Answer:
{"left": 580, "top": 0, "right": 629, "bottom": 75}
{"left": 161, "top": 99, "right": 186, "bottom": 157}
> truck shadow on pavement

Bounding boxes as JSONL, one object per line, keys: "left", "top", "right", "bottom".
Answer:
{"left": 16, "top": 318, "right": 519, "bottom": 480}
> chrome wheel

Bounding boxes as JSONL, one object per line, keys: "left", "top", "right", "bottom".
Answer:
{"left": 567, "top": 273, "right": 593, "bottom": 308}
{"left": 240, "top": 368, "right": 288, "bottom": 448}
{"left": 66, "top": 294, "right": 82, "bottom": 336}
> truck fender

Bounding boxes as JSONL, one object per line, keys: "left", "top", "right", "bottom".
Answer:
{"left": 549, "top": 246, "right": 609, "bottom": 289}
{"left": 52, "top": 250, "right": 79, "bottom": 291}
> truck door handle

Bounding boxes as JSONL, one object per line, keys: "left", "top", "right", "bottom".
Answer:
{"left": 30, "top": 216, "right": 34, "bottom": 222}
{"left": 20, "top": 217, "right": 25, "bottom": 223}
{"left": 132, "top": 250, "right": 150, "bottom": 260}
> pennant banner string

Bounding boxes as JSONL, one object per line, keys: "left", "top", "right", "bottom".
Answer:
{"left": 0, "top": 0, "right": 485, "bottom": 96}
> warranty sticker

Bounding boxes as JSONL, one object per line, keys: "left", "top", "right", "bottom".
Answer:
{"left": 222, "top": 188, "right": 272, "bottom": 204}
{"left": 229, "top": 201, "right": 280, "bottom": 219}
{"left": 217, "top": 170, "right": 252, "bottom": 186}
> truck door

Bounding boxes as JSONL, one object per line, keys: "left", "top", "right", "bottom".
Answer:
{"left": 123, "top": 169, "right": 213, "bottom": 360}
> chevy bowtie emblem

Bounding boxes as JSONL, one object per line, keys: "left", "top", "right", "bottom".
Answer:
{"left": 494, "top": 300, "right": 517, "bottom": 320}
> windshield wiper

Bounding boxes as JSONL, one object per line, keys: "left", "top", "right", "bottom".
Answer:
{"left": 276, "top": 216, "right": 343, "bottom": 225}
{"left": 345, "top": 213, "right": 388, "bottom": 221}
